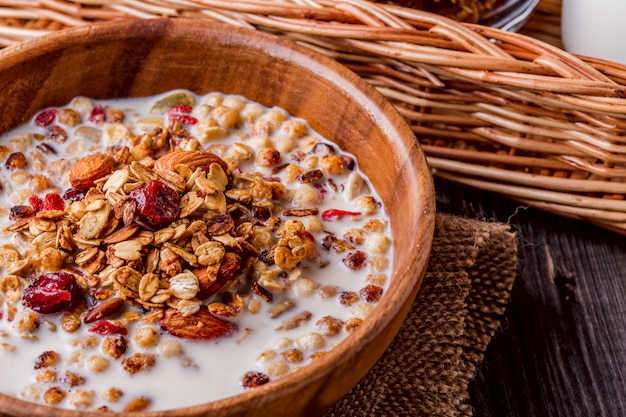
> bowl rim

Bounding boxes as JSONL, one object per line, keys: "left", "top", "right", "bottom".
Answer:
{"left": 0, "top": 17, "right": 436, "bottom": 417}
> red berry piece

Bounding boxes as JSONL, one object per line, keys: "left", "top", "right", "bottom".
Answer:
{"left": 169, "top": 113, "right": 198, "bottom": 125}
{"left": 63, "top": 188, "right": 87, "bottom": 202}
{"left": 167, "top": 104, "right": 197, "bottom": 125}
{"left": 22, "top": 272, "right": 79, "bottom": 314}
{"left": 34, "top": 109, "right": 57, "bottom": 127}
{"left": 130, "top": 180, "right": 181, "bottom": 227}
{"left": 88, "top": 320, "right": 128, "bottom": 336}
{"left": 321, "top": 209, "right": 362, "bottom": 221}
{"left": 28, "top": 195, "right": 44, "bottom": 213}
{"left": 43, "top": 193, "right": 64, "bottom": 211}
{"left": 167, "top": 104, "right": 193, "bottom": 115}
{"left": 88, "top": 104, "right": 106, "bottom": 124}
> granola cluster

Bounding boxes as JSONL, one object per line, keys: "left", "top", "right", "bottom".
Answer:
{"left": 0, "top": 91, "right": 393, "bottom": 411}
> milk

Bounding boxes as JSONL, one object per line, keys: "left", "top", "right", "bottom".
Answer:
{"left": 562, "top": 0, "right": 626, "bottom": 65}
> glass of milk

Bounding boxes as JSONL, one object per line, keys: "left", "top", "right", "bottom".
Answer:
{"left": 562, "top": 0, "right": 626, "bottom": 65}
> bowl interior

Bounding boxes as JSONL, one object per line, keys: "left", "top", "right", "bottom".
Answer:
{"left": 0, "top": 18, "right": 435, "bottom": 417}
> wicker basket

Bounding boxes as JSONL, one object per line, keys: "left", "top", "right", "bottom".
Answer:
{"left": 2, "top": 0, "right": 626, "bottom": 235}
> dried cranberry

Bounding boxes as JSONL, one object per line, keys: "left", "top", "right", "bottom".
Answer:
{"left": 88, "top": 320, "right": 128, "bottom": 336}
{"left": 43, "top": 193, "right": 64, "bottom": 211}
{"left": 130, "top": 180, "right": 181, "bottom": 227}
{"left": 28, "top": 195, "right": 43, "bottom": 212}
{"left": 22, "top": 272, "right": 79, "bottom": 314}
{"left": 34, "top": 109, "right": 57, "bottom": 127}
{"left": 168, "top": 113, "right": 198, "bottom": 125}
{"left": 167, "top": 105, "right": 197, "bottom": 125}
{"left": 321, "top": 209, "right": 361, "bottom": 221}
{"left": 63, "top": 188, "right": 87, "bottom": 202}
{"left": 88, "top": 104, "right": 106, "bottom": 124}
{"left": 167, "top": 104, "right": 193, "bottom": 115}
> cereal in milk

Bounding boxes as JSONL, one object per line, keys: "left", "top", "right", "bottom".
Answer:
{"left": 0, "top": 91, "right": 392, "bottom": 411}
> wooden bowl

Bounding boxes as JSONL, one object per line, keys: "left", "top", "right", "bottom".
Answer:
{"left": 0, "top": 18, "right": 435, "bottom": 417}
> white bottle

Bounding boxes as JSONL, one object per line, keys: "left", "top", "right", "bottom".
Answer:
{"left": 562, "top": 0, "right": 626, "bottom": 65}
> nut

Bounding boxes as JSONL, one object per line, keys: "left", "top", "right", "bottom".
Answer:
{"left": 154, "top": 150, "right": 228, "bottom": 192}
{"left": 69, "top": 153, "right": 116, "bottom": 190}
{"left": 159, "top": 306, "right": 237, "bottom": 340}
{"left": 83, "top": 297, "right": 124, "bottom": 324}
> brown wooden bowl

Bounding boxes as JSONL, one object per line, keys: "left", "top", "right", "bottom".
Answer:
{"left": 0, "top": 18, "right": 435, "bottom": 417}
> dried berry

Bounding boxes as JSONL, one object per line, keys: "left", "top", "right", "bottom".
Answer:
{"left": 88, "top": 320, "right": 128, "bottom": 336}
{"left": 43, "top": 193, "right": 64, "bottom": 211}
{"left": 34, "top": 109, "right": 57, "bottom": 127}
{"left": 130, "top": 180, "right": 181, "bottom": 227}
{"left": 23, "top": 272, "right": 80, "bottom": 314}
{"left": 167, "top": 104, "right": 198, "bottom": 125}
{"left": 28, "top": 195, "right": 44, "bottom": 212}
{"left": 88, "top": 104, "right": 106, "bottom": 124}
{"left": 241, "top": 371, "right": 270, "bottom": 388}
{"left": 321, "top": 209, "right": 361, "bottom": 221}
{"left": 169, "top": 114, "right": 198, "bottom": 125}
{"left": 167, "top": 104, "right": 193, "bottom": 115}
{"left": 63, "top": 188, "right": 87, "bottom": 201}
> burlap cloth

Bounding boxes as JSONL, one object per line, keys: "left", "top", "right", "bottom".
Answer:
{"left": 324, "top": 212, "right": 518, "bottom": 417}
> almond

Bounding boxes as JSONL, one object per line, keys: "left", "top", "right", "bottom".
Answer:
{"left": 83, "top": 297, "right": 124, "bottom": 323}
{"left": 102, "top": 224, "right": 140, "bottom": 244}
{"left": 154, "top": 150, "right": 228, "bottom": 173}
{"left": 69, "top": 153, "right": 116, "bottom": 190}
{"left": 154, "top": 150, "right": 228, "bottom": 192}
{"left": 194, "top": 252, "right": 241, "bottom": 300}
{"left": 159, "top": 306, "right": 237, "bottom": 340}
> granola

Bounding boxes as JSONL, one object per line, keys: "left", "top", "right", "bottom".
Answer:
{"left": 0, "top": 90, "right": 393, "bottom": 411}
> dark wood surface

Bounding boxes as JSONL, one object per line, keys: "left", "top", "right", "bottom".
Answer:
{"left": 434, "top": 178, "right": 626, "bottom": 417}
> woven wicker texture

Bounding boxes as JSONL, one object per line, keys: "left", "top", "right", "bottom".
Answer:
{"left": 1, "top": 0, "right": 626, "bottom": 235}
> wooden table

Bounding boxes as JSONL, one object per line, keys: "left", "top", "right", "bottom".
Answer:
{"left": 439, "top": 176, "right": 626, "bottom": 416}
{"left": 444, "top": 3, "right": 626, "bottom": 416}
